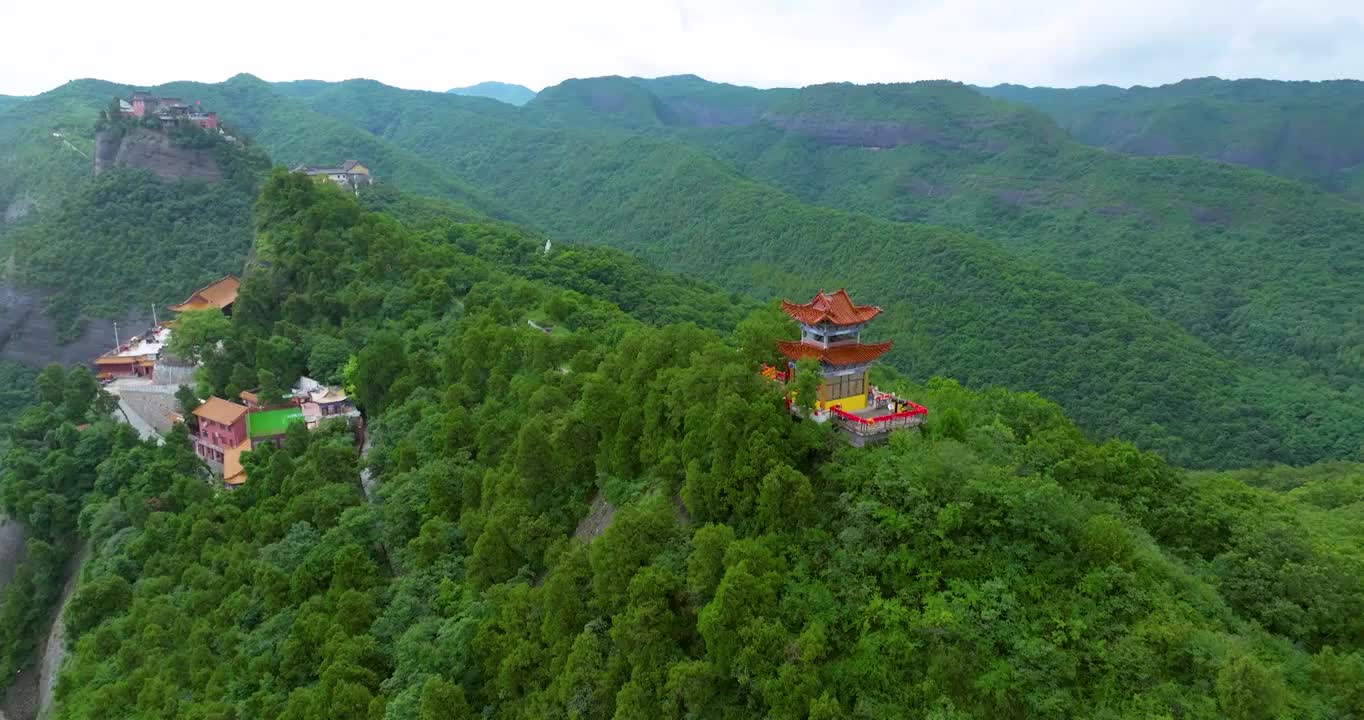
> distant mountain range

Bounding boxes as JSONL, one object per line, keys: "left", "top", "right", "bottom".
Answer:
{"left": 446, "top": 81, "right": 536, "bottom": 106}
{"left": 3, "top": 72, "right": 1363, "bottom": 469}
{"left": 978, "top": 77, "right": 1364, "bottom": 198}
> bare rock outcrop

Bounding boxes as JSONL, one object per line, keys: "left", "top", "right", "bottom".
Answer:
{"left": 762, "top": 113, "right": 940, "bottom": 148}
{"left": 2, "top": 196, "right": 35, "bottom": 224}
{"left": 573, "top": 493, "right": 618, "bottom": 543}
{"left": 0, "top": 515, "right": 27, "bottom": 596}
{"left": 94, "top": 128, "right": 221, "bottom": 184}
{"left": 0, "top": 284, "right": 152, "bottom": 368}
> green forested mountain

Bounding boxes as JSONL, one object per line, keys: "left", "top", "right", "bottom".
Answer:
{"left": 447, "top": 81, "right": 537, "bottom": 106}
{"left": 261, "top": 77, "right": 1363, "bottom": 468}
{"left": 978, "top": 78, "right": 1364, "bottom": 199}
{"left": 0, "top": 66, "right": 1360, "bottom": 720}
{"left": 156, "top": 75, "right": 511, "bottom": 218}
{"left": 2, "top": 74, "right": 1362, "bottom": 469}
{"left": 0, "top": 80, "right": 120, "bottom": 224}
{"left": 0, "top": 175, "right": 1355, "bottom": 719}
{"left": 7, "top": 166, "right": 264, "bottom": 339}
{"left": 0, "top": 76, "right": 508, "bottom": 342}
{"left": 524, "top": 76, "right": 1364, "bottom": 399}
{"left": 0, "top": 88, "right": 272, "bottom": 339}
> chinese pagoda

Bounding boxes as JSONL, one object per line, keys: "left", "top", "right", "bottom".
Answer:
{"left": 767, "top": 289, "right": 926, "bottom": 444}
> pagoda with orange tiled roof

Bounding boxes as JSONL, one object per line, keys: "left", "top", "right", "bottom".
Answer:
{"left": 780, "top": 289, "right": 883, "bottom": 327}
{"left": 777, "top": 290, "right": 892, "bottom": 413}
{"left": 769, "top": 289, "right": 926, "bottom": 443}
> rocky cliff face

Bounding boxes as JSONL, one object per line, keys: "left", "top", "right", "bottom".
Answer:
{"left": 0, "top": 516, "right": 26, "bottom": 598}
{"left": 762, "top": 113, "right": 940, "bottom": 148}
{"left": 2, "top": 196, "right": 35, "bottom": 224}
{"left": 0, "top": 284, "right": 151, "bottom": 367}
{"left": 93, "top": 127, "right": 222, "bottom": 183}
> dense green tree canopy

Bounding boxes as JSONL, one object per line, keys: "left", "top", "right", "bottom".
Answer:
{"left": 1, "top": 76, "right": 1363, "bottom": 719}
{"left": 5, "top": 74, "right": 1363, "bottom": 468}
{"left": 0, "top": 177, "right": 1353, "bottom": 719}
{"left": 247, "top": 75, "right": 1364, "bottom": 468}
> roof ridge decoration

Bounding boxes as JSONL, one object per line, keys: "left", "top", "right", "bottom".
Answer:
{"left": 781, "top": 288, "right": 882, "bottom": 326}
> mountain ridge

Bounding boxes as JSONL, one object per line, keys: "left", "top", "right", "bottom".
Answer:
{"left": 510, "top": 76, "right": 1364, "bottom": 392}
{"left": 977, "top": 76, "right": 1364, "bottom": 198}
{"left": 270, "top": 76, "right": 1364, "bottom": 467}
{"left": 447, "top": 80, "right": 536, "bottom": 106}
{"left": 3, "top": 73, "right": 1363, "bottom": 469}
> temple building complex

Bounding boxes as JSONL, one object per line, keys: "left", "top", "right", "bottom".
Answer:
{"left": 95, "top": 275, "right": 364, "bottom": 488}
{"left": 120, "top": 92, "right": 220, "bottom": 130}
{"left": 190, "top": 376, "right": 363, "bottom": 488}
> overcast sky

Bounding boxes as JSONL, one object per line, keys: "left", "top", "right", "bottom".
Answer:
{"left": 4, "top": 0, "right": 1362, "bottom": 96}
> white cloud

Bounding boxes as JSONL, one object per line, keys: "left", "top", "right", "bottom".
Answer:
{"left": 2, "top": 0, "right": 1362, "bottom": 95}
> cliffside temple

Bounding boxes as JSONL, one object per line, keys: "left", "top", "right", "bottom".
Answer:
{"left": 121, "top": 91, "right": 219, "bottom": 130}
{"left": 765, "top": 289, "right": 926, "bottom": 444}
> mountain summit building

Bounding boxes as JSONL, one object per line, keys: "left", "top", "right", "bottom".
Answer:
{"left": 778, "top": 289, "right": 892, "bottom": 413}
{"left": 120, "top": 91, "right": 219, "bottom": 130}
{"left": 291, "top": 161, "right": 374, "bottom": 190}
{"left": 767, "top": 289, "right": 926, "bottom": 444}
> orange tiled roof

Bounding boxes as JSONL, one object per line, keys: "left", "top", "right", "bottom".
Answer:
{"left": 777, "top": 340, "right": 893, "bottom": 365}
{"left": 192, "top": 397, "right": 248, "bottom": 426}
{"left": 223, "top": 439, "right": 251, "bottom": 486}
{"left": 781, "top": 289, "right": 882, "bottom": 326}
{"left": 169, "top": 275, "right": 240, "bottom": 312}
{"left": 169, "top": 300, "right": 214, "bottom": 312}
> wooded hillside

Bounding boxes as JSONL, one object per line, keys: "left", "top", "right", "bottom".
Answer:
{"left": 3, "top": 176, "right": 1357, "bottom": 720}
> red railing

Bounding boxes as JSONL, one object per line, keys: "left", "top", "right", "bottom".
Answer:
{"left": 828, "top": 401, "right": 927, "bottom": 435}
{"left": 829, "top": 403, "right": 927, "bottom": 424}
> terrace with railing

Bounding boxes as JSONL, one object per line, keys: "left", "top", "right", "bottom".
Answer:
{"left": 762, "top": 364, "right": 927, "bottom": 441}
{"left": 829, "top": 385, "right": 927, "bottom": 437}
{"left": 829, "top": 403, "right": 927, "bottom": 436}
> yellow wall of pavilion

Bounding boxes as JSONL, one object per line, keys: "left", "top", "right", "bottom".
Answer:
{"left": 816, "top": 369, "right": 869, "bottom": 412}
{"left": 783, "top": 365, "right": 871, "bottom": 412}
{"left": 818, "top": 392, "right": 867, "bottom": 412}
